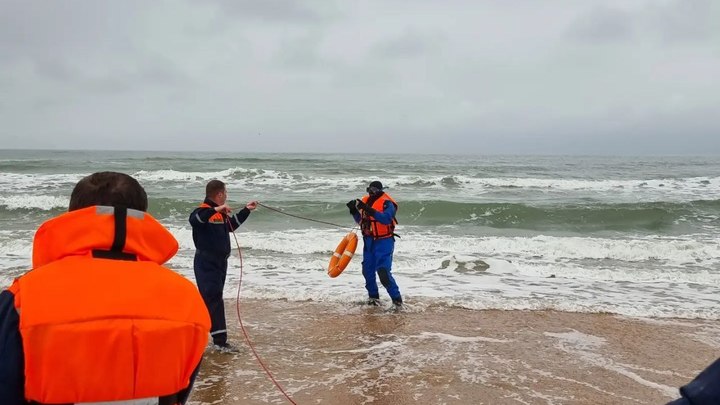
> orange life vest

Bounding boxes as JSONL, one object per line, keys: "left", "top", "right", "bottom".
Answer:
{"left": 10, "top": 206, "right": 210, "bottom": 404}
{"left": 360, "top": 193, "right": 398, "bottom": 239}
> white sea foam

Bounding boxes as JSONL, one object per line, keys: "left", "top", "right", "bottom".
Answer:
{"left": 19, "top": 168, "right": 709, "bottom": 202}
{"left": 174, "top": 228, "right": 720, "bottom": 270}
{"left": 416, "top": 332, "right": 511, "bottom": 344}
{"left": 0, "top": 172, "right": 82, "bottom": 190}
{"left": 0, "top": 231, "right": 35, "bottom": 256}
{"left": 3, "top": 222, "right": 719, "bottom": 319}
{"left": 391, "top": 174, "right": 720, "bottom": 201}
{"left": 0, "top": 195, "right": 68, "bottom": 210}
{"left": 545, "top": 330, "right": 606, "bottom": 350}
{"left": 133, "top": 168, "right": 242, "bottom": 183}
{"left": 545, "top": 330, "right": 678, "bottom": 397}
{"left": 2, "top": 153, "right": 719, "bottom": 320}
{"left": 331, "top": 341, "right": 402, "bottom": 354}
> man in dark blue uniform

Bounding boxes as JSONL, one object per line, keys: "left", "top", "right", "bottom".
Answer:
{"left": 189, "top": 179, "right": 257, "bottom": 353}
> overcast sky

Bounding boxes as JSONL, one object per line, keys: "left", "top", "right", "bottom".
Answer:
{"left": 1, "top": 0, "right": 719, "bottom": 155}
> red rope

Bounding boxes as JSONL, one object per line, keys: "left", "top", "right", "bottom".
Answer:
{"left": 228, "top": 223, "right": 298, "bottom": 405}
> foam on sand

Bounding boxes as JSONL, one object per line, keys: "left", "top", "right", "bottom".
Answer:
{"left": 187, "top": 299, "right": 715, "bottom": 405}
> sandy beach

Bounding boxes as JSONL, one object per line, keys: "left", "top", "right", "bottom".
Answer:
{"left": 187, "top": 299, "right": 720, "bottom": 405}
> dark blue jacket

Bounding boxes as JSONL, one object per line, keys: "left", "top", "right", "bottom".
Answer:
{"left": 667, "top": 357, "right": 720, "bottom": 405}
{"left": 189, "top": 198, "right": 251, "bottom": 257}
{"left": 0, "top": 289, "right": 25, "bottom": 404}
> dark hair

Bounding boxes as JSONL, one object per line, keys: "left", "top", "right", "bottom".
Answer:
{"left": 69, "top": 172, "right": 148, "bottom": 212}
{"left": 205, "top": 180, "right": 226, "bottom": 198}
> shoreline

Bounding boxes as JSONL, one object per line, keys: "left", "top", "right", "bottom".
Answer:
{"left": 187, "top": 299, "right": 719, "bottom": 404}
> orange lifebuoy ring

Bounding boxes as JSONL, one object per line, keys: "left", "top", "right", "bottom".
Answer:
{"left": 328, "top": 232, "right": 358, "bottom": 278}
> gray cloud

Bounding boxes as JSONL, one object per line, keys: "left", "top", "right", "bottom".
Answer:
{"left": 567, "top": 0, "right": 720, "bottom": 45}
{"left": 1, "top": 0, "right": 719, "bottom": 155}
{"left": 204, "top": 0, "right": 330, "bottom": 23}
{"left": 0, "top": 0, "right": 139, "bottom": 61}
{"left": 566, "top": 6, "right": 635, "bottom": 42}
{"left": 649, "top": 0, "right": 719, "bottom": 43}
{"left": 370, "top": 30, "right": 444, "bottom": 59}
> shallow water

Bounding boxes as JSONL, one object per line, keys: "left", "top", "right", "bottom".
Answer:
{"left": 188, "top": 299, "right": 720, "bottom": 404}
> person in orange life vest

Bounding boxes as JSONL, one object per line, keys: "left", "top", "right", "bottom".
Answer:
{"left": 189, "top": 179, "right": 257, "bottom": 353}
{"left": 346, "top": 181, "right": 403, "bottom": 307}
{"left": 0, "top": 172, "right": 211, "bottom": 405}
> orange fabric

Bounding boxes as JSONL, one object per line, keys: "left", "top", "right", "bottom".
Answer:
{"left": 360, "top": 194, "right": 398, "bottom": 239}
{"left": 15, "top": 206, "right": 210, "bottom": 403}
{"left": 8, "top": 278, "right": 19, "bottom": 295}
{"left": 327, "top": 232, "right": 358, "bottom": 278}
{"left": 33, "top": 206, "right": 178, "bottom": 267}
{"left": 199, "top": 202, "right": 225, "bottom": 224}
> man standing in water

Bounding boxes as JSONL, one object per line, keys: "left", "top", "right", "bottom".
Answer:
{"left": 0, "top": 172, "right": 210, "bottom": 404}
{"left": 190, "top": 179, "right": 257, "bottom": 352}
{"left": 347, "top": 181, "right": 403, "bottom": 309}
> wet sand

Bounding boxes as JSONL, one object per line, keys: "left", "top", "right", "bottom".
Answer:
{"left": 188, "top": 299, "right": 720, "bottom": 405}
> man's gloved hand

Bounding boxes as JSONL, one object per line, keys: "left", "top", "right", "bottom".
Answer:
{"left": 355, "top": 199, "right": 376, "bottom": 215}
{"left": 346, "top": 200, "right": 359, "bottom": 215}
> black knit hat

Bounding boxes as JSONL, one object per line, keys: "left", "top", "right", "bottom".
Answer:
{"left": 368, "top": 181, "right": 383, "bottom": 190}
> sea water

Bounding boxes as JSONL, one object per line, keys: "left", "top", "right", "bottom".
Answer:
{"left": 1, "top": 150, "right": 719, "bottom": 319}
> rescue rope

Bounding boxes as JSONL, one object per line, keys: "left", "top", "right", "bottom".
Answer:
{"left": 228, "top": 222, "right": 298, "bottom": 405}
{"left": 257, "top": 202, "right": 354, "bottom": 230}
{"left": 224, "top": 201, "right": 358, "bottom": 403}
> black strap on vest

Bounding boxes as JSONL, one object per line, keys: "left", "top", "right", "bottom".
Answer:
{"left": 92, "top": 207, "right": 138, "bottom": 261}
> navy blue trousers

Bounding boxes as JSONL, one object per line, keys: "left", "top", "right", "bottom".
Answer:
{"left": 194, "top": 252, "right": 228, "bottom": 345}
